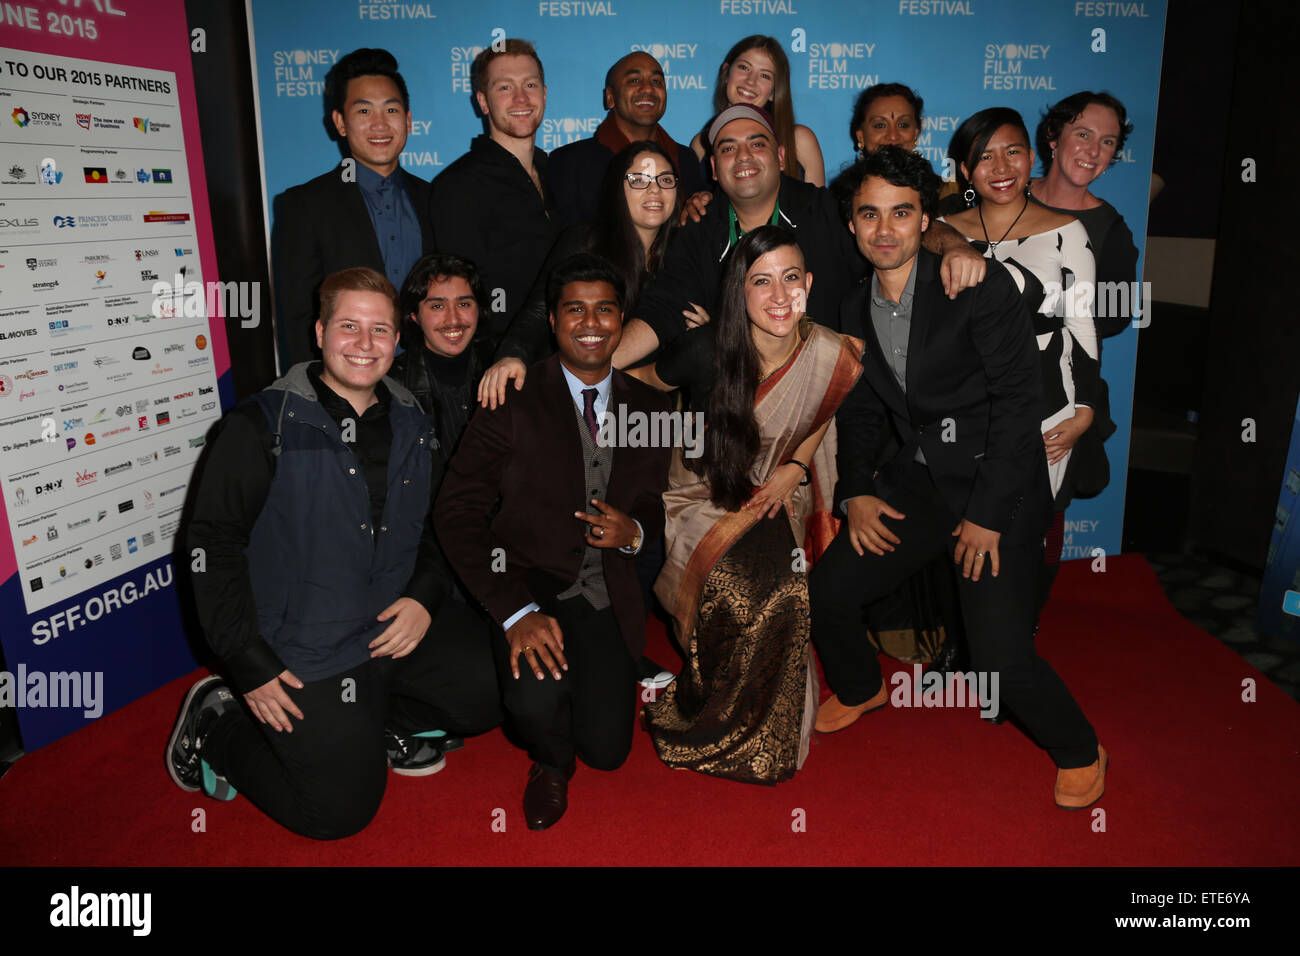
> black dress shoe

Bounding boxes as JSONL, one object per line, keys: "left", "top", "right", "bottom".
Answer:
{"left": 923, "top": 631, "right": 970, "bottom": 677}
{"left": 523, "top": 761, "right": 574, "bottom": 831}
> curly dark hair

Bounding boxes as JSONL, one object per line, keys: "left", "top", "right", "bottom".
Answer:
{"left": 832, "top": 144, "right": 941, "bottom": 223}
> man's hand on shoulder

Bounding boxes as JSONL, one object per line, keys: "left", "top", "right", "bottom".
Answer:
{"left": 940, "top": 242, "right": 987, "bottom": 299}
{"left": 370, "top": 597, "right": 432, "bottom": 659}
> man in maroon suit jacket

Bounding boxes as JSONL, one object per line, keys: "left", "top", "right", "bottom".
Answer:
{"left": 436, "top": 253, "right": 670, "bottom": 830}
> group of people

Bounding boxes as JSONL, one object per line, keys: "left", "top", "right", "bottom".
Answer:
{"left": 167, "top": 36, "right": 1139, "bottom": 837}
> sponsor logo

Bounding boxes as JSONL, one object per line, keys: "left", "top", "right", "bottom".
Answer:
{"left": 76, "top": 113, "right": 91, "bottom": 129}
{"left": 113, "top": 167, "right": 129, "bottom": 182}
{"left": 118, "top": 500, "right": 134, "bottom": 514}
{"left": 27, "top": 256, "right": 57, "bottom": 269}
{"left": 35, "top": 480, "right": 64, "bottom": 494}
{"left": 198, "top": 386, "right": 214, "bottom": 396}
{"left": 105, "top": 462, "right": 132, "bottom": 477}
{"left": 141, "top": 269, "right": 159, "bottom": 282}
{"left": 0, "top": 374, "right": 12, "bottom": 395}
{"left": 30, "top": 577, "right": 43, "bottom": 592}
{"left": 76, "top": 469, "right": 97, "bottom": 486}
{"left": 172, "top": 390, "right": 193, "bottom": 400}
{"left": 195, "top": 334, "right": 207, "bottom": 350}
{"left": 66, "top": 437, "right": 76, "bottom": 450}
{"left": 135, "top": 168, "right": 152, "bottom": 183}
{"left": 84, "top": 166, "right": 108, "bottom": 183}
{"left": 151, "top": 168, "right": 173, "bottom": 183}
{"left": 163, "top": 342, "right": 184, "bottom": 354}
{"left": 155, "top": 411, "right": 170, "bottom": 425}
{"left": 13, "top": 107, "right": 62, "bottom": 127}
{"left": 32, "top": 279, "right": 60, "bottom": 292}
{"left": 142, "top": 210, "right": 189, "bottom": 223}
{"left": 200, "top": 400, "right": 216, "bottom": 411}
{"left": 21, "top": 534, "right": 38, "bottom": 547}
{"left": 174, "top": 247, "right": 194, "bottom": 256}
{"left": 46, "top": 525, "right": 59, "bottom": 541}
{"left": 133, "top": 117, "right": 149, "bottom": 132}
{"left": 84, "top": 432, "right": 95, "bottom": 445}
{"left": 67, "top": 516, "right": 91, "bottom": 531}
{"left": 106, "top": 317, "right": 129, "bottom": 327}
{"left": 1, "top": 216, "right": 41, "bottom": 232}
{"left": 0, "top": 328, "right": 39, "bottom": 341}
{"left": 127, "top": 536, "right": 138, "bottom": 553}
{"left": 132, "top": 347, "right": 151, "bottom": 360}
{"left": 136, "top": 415, "right": 149, "bottom": 430}
{"left": 134, "top": 248, "right": 159, "bottom": 260}
{"left": 188, "top": 435, "right": 206, "bottom": 448}
{"left": 109, "top": 544, "right": 121, "bottom": 560}
{"left": 163, "top": 444, "right": 181, "bottom": 457}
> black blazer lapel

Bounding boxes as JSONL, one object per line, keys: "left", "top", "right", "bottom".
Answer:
{"left": 337, "top": 177, "right": 385, "bottom": 268}
{"left": 904, "top": 251, "right": 940, "bottom": 405}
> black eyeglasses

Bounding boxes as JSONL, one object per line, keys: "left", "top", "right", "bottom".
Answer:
{"left": 625, "top": 172, "right": 678, "bottom": 190}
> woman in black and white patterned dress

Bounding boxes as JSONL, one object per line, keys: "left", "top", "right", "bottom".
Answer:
{"left": 943, "top": 107, "right": 1100, "bottom": 504}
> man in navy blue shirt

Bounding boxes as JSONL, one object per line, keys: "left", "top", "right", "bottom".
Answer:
{"left": 274, "top": 49, "right": 433, "bottom": 369}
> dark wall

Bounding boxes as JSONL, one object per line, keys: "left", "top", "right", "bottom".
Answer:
{"left": 185, "top": 0, "right": 277, "bottom": 400}
{"left": 1189, "top": 0, "right": 1300, "bottom": 567}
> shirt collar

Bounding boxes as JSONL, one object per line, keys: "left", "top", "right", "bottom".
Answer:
{"left": 355, "top": 161, "right": 403, "bottom": 195}
{"left": 870, "top": 256, "right": 919, "bottom": 310}
{"left": 559, "top": 361, "right": 612, "bottom": 412}
{"left": 308, "top": 361, "right": 391, "bottom": 421}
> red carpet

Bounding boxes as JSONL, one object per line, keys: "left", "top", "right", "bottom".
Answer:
{"left": 2, "top": 555, "right": 1298, "bottom": 866}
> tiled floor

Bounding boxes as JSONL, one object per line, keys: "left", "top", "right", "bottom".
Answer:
{"left": 1146, "top": 551, "right": 1300, "bottom": 701}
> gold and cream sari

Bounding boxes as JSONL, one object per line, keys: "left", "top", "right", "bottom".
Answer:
{"left": 647, "top": 322, "right": 862, "bottom": 783}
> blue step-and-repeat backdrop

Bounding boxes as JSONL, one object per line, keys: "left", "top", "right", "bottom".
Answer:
{"left": 248, "top": 0, "right": 1168, "bottom": 564}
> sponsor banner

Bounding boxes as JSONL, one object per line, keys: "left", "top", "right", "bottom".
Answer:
{"left": 1, "top": 20, "right": 234, "bottom": 750}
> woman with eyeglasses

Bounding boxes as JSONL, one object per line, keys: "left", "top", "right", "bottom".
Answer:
{"left": 478, "top": 140, "right": 682, "bottom": 406}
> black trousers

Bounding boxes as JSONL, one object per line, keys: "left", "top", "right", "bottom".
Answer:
{"left": 810, "top": 461, "right": 1098, "bottom": 769}
{"left": 493, "top": 595, "right": 636, "bottom": 773}
{"left": 204, "top": 599, "right": 502, "bottom": 841}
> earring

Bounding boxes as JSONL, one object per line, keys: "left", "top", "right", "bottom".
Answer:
{"left": 855, "top": 141, "right": 864, "bottom": 160}
{"left": 963, "top": 187, "right": 976, "bottom": 206}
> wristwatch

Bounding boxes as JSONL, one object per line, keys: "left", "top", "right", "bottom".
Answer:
{"left": 620, "top": 524, "right": 643, "bottom": 555}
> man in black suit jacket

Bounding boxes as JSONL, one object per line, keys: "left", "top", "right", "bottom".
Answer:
{"left": 809, "top": 147, "right": 1107, "bottom": 810}
{"left": 436, "top": 253, "right": 671, "bottom": 830}
{"left": 274, "top": 49, "right": 433, "bottom": 369}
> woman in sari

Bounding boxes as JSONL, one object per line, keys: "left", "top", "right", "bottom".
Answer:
{"left": 628, "top": 225, "right": 861, "bottom": 784}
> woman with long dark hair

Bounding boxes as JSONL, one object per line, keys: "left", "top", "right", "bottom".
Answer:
{"left": 943, "top": 107, "right": 1102, "bottom": 615}
{"left": 689, "top": 35, "right": 825, "bottom": 186}
{"left": 477, "top": 139, "right": 681, "bottom": 406}
{"left": 629, "top": 226, "right": 862, "bottom": 784}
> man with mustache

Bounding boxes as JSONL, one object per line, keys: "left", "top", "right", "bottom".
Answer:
{"left": 547, "top": 51, "right": 704, "bottom": 228}
{"left": 391, "top": 253, "right": 492, "bottom": 463}
{"left": 274, "top": 48, "right": 432, "bottom": 369}
{"left": 429, "top": 39, "right": 556, "bottom": 350}
{"left": 611, "top": 103, "right": 988, "bottom": 370}
{"left": 436, "top": 253, "right": 671, "bottom": 830}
